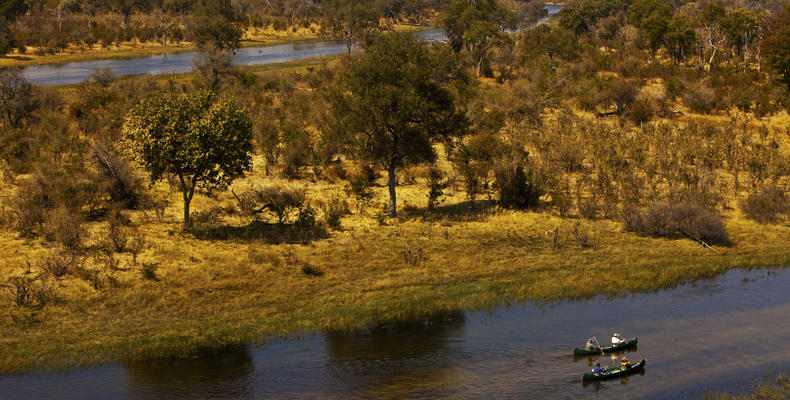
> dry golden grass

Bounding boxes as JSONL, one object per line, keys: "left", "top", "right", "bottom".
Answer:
{"left": 703, "top": 373, "right": 790, "bottom": 400}
{"left": 2, "top": 151, "right": 790, "bottom": 374}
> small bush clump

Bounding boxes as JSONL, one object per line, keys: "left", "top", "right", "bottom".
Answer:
{"left": 623, "top": 201, "right": 729, "bottom": 245}
{"left": 322, "top": 197, "right": 349, "bottom": 230}
{"left": 739, "top": 186, "right": 790, "bottom": 223}
{"left": 38, "top": 249, "right": 81, "bottom": 278}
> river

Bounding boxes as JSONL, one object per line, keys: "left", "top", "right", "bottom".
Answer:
{"left": 20, "top": 5, "right": 563, "bottom": 86}
{"left": 2, "top": 266, "right": 790, "bottom": 399}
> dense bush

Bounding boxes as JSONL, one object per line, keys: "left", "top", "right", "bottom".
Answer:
{"left": 495, "top": 163, "right": 543, "bottom": 209}
{"left": 623, "top": 201, "right": 730, "bottom": 245}
{"left": 739, "top": 186, "right": 790, "bottom": 223}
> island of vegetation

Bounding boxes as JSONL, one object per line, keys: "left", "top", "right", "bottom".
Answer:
{"left": 2, "top": 0, "right": 790, "bottom": 376}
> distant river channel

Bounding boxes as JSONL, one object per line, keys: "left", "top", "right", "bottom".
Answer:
{"left": 21, "top": 5, "right": 563, "bottom": 86}
{"left": 3, "top": 266, "right": 790, "bottom": 399}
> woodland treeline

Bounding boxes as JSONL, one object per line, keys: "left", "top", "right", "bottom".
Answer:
{"left": 2, "top": 0, "right": 790, "bottom": 260}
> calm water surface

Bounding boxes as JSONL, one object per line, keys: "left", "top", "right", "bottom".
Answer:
{"left": 21, "top": 5, "right": 564, "bottom": 86}
{"left": 2, "top": 266, "right": 790, "bottom": 399}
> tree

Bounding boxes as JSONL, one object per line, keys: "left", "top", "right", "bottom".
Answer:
{"left": 521, "top": 1, "right": 548, "bottom": 28}
{"left": 696, "top": 3, "right": 726, "bottom": 71}
{"left": 664, "top": 14, "right": 696, "bottom": 64}
{"left": 439, "top": 0, "right": 515, "bottom": 76}
{"left": 522, "top": 24, "right": 577, "bottom": 68}
{"left": 122, "top": 91, "right": 252, "bottom": 226}
{"left": 1, "top": 0, "right": 27, "bottom": 22}
{"left": 322, "top": 0, "right": 380, "bottom": 52}
{"left": 627, "top": 0, "right": 671, "bottom": 57}
{"left": 452, "top": 132, "right": 501, "bottom": 208}
{"left": 722, "top": 8, "right": 760, "bottom": 68}
{"left": 763, "top": 7, "right": 790, "bottom": 87}
{"left": 0, "top": 69, "right": 39, "bottom": 128}
{"left": 0, "top": 17, "right": 16, "bottom": 57}
{"left": 327, "top": 32, "right": 468, "bottom": 217}
{"left": 189, "top": 16, "right": 242, "bottom": 50}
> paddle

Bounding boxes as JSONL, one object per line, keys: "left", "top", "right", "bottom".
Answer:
{"left": 592, "top": 336, "right": 608, "bottom": 373}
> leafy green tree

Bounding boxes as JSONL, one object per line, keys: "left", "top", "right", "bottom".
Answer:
{"left": 439, "top": 0, "right": 515, "bottom": 76}
{"left": 627, "top": 0, "right": 671, "bottom": 57}
{"left": 696, "top": 3, "right": 726, "bottom": 70}
{"left": 322, "top": 0, "right": 381, "bottom": 52}
{"left": 1, "top": 0, "right": 27, "bottom": 22}
{"left": 764, "top": 8, "right": 790, "bottom": 87}
{"left": 122, "top": 91, "right": 252, "bottom": 226}
{"left": 521, "top": 24, "right": 577, "bottom": 68}
{"left": 722, "top": 8, "right": 760, "bottom": 68}
{"left": 327, "top": 32, "right": 468, "bottom": 217}
{"left": 664, "top": 14, "right": 696, "bottom": 64}
{"left": 190, "top": 16, "right": 242, "bottom": 50}
{"left": 0, "top": 17, "right": 15, "bottom": 57}
{"left": 557, "top": 2, "right": 594, "bottom": 39}
{"left": 0, "top": 69, "right": 39, "bottom": 128}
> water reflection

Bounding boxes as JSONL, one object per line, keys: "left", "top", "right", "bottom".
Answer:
{"left": 324, "top": 311, "right": 465, "bottom": 398}
{"left": 4, "top": 268, "right": 790, "bottom": 399}
{"left": 124, "top": 346, "right": 254, "bottom": 400}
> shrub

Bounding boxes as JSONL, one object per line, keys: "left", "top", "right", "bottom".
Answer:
{"left": 141, "top": 262, "right": 159, "bottom": 281}
{"left": 7, "top": 277, "right": 33, "bottom": 307}
{"left": 739, "top": 186, "right": 790, "bottom": 223}
{"left": 250, "top": 186, "right": 306, "bottom": 225}
{"left": 38, "top": 249, "right": 81, "bottom": 278}
{"left": 423, "top": 166, "right": 449, "bottom": 211}
{"left": 90, "top": 142, "right": 145, "bottom": 209}
{"left": 682, "top": 81, "right": 716, "bottom": 114}
{"left": 322, "top": 197, "right": 349, "bottom": 230}
{"left": 127, "top": 234, "right": 146, "bottom": 264}
{"left": 623, "top": 201, "right": 729, "bottom": 245}
{"left": 32, "top": 280, "right": 57, "bottom": 306}
{"left": 301, "top": 263, "right": 323, "bottom": 276}
{"left": 495, "top": 164, "right": 543, "bottom": 209}
{"left": 87, "top": 67, "right": 116, "bottom": 86}
{"left": 347, "top": 173, "right": 374, "bottom": 214}
{"left": 43, "top": 207, "right": 85, "bottom": 251}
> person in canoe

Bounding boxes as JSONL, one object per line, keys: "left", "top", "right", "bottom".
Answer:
{"left": 585, "top": 338, "right": 597, "bottom": 351}
{"left": 592, "top": 362, "right": 608, "bottom": 375}
{"left": 611, "top": 333, "right": 625, "bottom": 345}
{"left": 620, "top": 356, "right": 631, "bottom": 368}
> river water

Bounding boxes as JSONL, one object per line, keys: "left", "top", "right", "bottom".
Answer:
{"left": 20, "top": 5, "right": 564, "bottom": 86}
{"left": 2, "top": 266, "right": 790, "bottom": 399}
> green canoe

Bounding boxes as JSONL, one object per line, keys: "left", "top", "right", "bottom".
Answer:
{"left": 573, "top": 337, "right": 638, "bottom": 355}
{"left": 582, "top": 358, "right": 646, "bottom": 381}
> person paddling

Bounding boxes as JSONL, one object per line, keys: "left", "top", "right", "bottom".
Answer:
{"left": 621, "top": 356, "right": 631, "bottom": 369}
{"left": 592, "top": 362, "right": 607, "bottom": 375}
{"left": 585, "top": 338, "right": 596, "bottom": 351}
{"left": 611, "top": 333, "right": 625, "bottom": 345}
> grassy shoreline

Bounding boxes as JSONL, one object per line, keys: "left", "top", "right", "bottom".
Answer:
{"left": 0, "top": 24, "right": 432, "bottom": 69}
{"left": 2, "top": 190, "right": 790, "bottom": 374}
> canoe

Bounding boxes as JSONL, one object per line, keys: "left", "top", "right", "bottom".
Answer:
{"left": 573, "top": 337, "right": 638, "bottom": 355}
{"left": 582, "top": 358, "right": 646, "bottom": 381}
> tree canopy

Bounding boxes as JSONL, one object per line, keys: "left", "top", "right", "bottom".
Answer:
{"left": 327, "top": 32, "right": 469, "bottom": 216}
{"left": 439, "top": 0, "right": 516, "bottom": 76}
{"left": 122, "top": 90, "right": 252, "bottom": 226}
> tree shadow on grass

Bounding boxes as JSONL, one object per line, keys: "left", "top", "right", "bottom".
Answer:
{"left": 189, "top": 220, "right": 329, "bottom": 244}
{"left": 400, "top": 199, "right": 500, "bottom": 223}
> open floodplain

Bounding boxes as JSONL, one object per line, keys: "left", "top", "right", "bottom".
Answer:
{"left": 3, "top": 267, "right": 789, "bottom": 399}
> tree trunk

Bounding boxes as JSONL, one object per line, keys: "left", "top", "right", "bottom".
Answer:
{"left": 387, "top": 161, "right": 397, "bottom": 217}
{"left": 179, "top": 174, "right": 196, "bottom": 227}
{"left": 183, "top": 194, "right": 192, "bottom": 227}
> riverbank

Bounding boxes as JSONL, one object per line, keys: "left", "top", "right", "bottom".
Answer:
{"left": 0, "top": 23, "right": 430, "bottom": 69}
{"left": 2, "top": 158, "right": 790, "bottom": 374}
